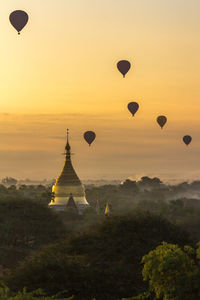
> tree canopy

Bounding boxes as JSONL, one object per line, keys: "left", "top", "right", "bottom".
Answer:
{"left": 142, "top": 242, "right": 200, "bottom": 300}
{"left": 0, "top": 199, "right": 66, "bottom": 268}
{"left": 7, "top": 213, "right": 193, "bottom": 300}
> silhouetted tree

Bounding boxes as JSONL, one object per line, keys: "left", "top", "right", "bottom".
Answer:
{"left": 2, "top": 177, "right": 17, "bottom": 186}
{"left": 0, "top": 199, "right": 66, "bottom": 268}
{"left": 120, "top": 179, "right": 139, "bottom": 193}
{"left": 8, "top": 213, "right": 193, "bottom": 300}
{"left": 138, "top": 177, "right": 162, "bottom": 190}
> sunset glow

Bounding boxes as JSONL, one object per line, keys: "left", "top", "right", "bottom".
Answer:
{"left": 1, "top": 0, "right": 200, "bottom": 181}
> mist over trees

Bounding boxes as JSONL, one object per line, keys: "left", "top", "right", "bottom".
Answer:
{"left": 0, "top": 176, "right": 200, "bottom": 298}
{"left": 6, "top": 214, "right": 192, "bottom": 299}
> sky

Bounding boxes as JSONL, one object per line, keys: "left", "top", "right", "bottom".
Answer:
{"left": 0, "top": 0, "right": 200, "bottom": 181}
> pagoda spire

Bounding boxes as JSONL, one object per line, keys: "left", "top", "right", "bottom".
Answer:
{"left": 67, "top": 128, "right": 69, "bottom": 143}
{"left": 65, "top": 128, "right": 71, "bottom": 159}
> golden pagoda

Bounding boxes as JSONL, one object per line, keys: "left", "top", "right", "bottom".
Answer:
{"left": 49, "top": 129, "right": 89, "bottom": 212}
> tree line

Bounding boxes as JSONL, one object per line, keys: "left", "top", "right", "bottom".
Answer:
{"left": 0, "top": 177, "right": 200, "bottom": 298}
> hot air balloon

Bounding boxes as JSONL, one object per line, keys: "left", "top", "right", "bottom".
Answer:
{"left": 183, "top": 135, "right": 192, "bottom": 146}
{"left": 128, "top": 102, "right": 139, "bottom": 116}
{"left": 157, "top": 116, "right": 167, "bottom": 129}
{"left": 9, "top": 10, "right": 29, "bottom": 34}
{"left": 84, "top": 131, "right": 96, "bottom": 146}
{"left": 117, "top": 60, "right": 131, "bottom": 78}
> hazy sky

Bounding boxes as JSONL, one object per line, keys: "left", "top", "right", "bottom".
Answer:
{"left": 1, "top": 0, "right": 200, "bottom": 181}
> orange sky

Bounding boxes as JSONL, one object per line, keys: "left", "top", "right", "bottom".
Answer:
{"left": 0, "top": 0, "right": 200, "bottom": 181}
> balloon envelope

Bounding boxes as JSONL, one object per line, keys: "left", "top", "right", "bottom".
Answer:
{"left": 183, "top": 135, "right": 192, "bottom": 146}
{"left": 117, "top": 60, "right": 131, "bottom": 78}
{"left": 9, "top": 10, "right": 29, "bottom": 34}
{"left": 157, "top": 116, "right": 167, "bottom": 129}
{"left": 127, "top": 102, "right": 139, "bottom": 116}
{"left": 84, "top": 131, "right": 96, "bottom": 146}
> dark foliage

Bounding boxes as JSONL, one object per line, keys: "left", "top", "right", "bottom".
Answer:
{"left": 0, "top": 199, "right": 66, "bottom": 268}
{"left": 8, "top": 213, "right": 193, "bottom": 300}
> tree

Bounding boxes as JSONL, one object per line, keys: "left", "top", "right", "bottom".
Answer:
{"left": 7, "top": 243, "right": 85, "bottom": 299}
{"left": 8, "top": 213, "right": 193, "bottom": 300}
{"left": 142, "top": 242, "right": 200, "bottom": 300}
{"left": 190, "top": 181, "right": 200, "bottom": 190}
{"left": 138, "top": 177, "right": 162, "bottom": 190}
{"left": 2, "top": 177, "right": 17, "bottom": 186}
{"left": 0, "top": 282, "right": 73, "bottom": 299}
{"left": 0, "top": 199, "right": 66, "bottom": 268}
{"left": 120, "top": 179, "right": 139, "bottom": 193}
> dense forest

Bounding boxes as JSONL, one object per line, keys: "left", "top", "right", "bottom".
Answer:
{"left": 0, "top": 176, "right": 200, "bottom": 299}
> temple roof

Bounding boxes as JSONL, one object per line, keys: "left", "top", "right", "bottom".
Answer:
{"left": 55, "top": 130, "right": 82, "bottom": 186}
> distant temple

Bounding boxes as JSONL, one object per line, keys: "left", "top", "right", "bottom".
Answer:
{"left": 49, "top": 130, "right": 89, "bottom": 213}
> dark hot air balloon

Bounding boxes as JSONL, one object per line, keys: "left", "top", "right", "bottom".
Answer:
{"left": 127, "top": 102, "right": 139, "bottom": 116}
{"left": 117, "top": 60, "right": 131, "bottom": 78}
{"left": 183, "top": 135, "right": 192, "bottom": 146}
{"left": 157, "top": 116, "right": 167, "bottom": 129}
{"left": 9, "top": 10, "right": 29, "bottom": 34}
{"left": 84, "top": 131, "right": 96, "bottom": 146}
